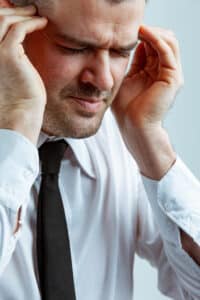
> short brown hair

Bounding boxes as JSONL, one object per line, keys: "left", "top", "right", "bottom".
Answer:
{"left": 10, "top": 0, "right": 147, "bottom": 6}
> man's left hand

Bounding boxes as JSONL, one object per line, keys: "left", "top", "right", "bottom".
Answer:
{"left": 112, "top": 25, "right": 184, "bottom": 179}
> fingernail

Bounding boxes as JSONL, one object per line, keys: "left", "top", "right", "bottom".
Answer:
{"left": 139, "top": 26, "right": 145, "bottom": 33}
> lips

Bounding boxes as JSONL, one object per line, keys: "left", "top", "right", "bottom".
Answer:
{"left": 69, "top": 96, "right": 103, "bottom": 113}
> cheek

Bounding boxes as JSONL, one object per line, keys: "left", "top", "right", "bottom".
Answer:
{"left": 25, "top": 34, "right": 80, "bottom": 86}
{"left": 112, "top": 59, "right": 129, "bottom": 88}
{"left": 41, "top": 55, "right": 76, "bottom": 85}
{"left": 37, "top": 53, "right": 81, "bottom": 89}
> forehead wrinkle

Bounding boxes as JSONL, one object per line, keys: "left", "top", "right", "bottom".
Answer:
{"left": 42, "top": 0, "right": 143, "bottom": 50}
{"left": 50, "top": 19, "right": 138, "bottom": 51}
{"left": 37, "top": 0, "right": 145, "bottom": 33}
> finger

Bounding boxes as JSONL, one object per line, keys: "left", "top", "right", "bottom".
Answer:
{"left": 160, "top": 34, "right": 183, "bottom": 77}
{"left": 139, "top": 25, "right": 176, "bottom": 70}
{"left": 143, "top": 41, "right": 157, "bottom": 57}
{"left": 127, "top": 42, "right": 146, "bottom": 77}
{"left": 0, "top": 15, "right": 35, "bottom": 42}
{"left": 140, "top": 25, "right": 184, "bottom": 87}
{"left": 0, "top": 5, "right": 36, "bottom": 16}
{"left": 148, "top": 27, "right": 180, "bottom": 61}
{"left": 150, "top": 28, "right": 183, "bottom": 79}
{"left": 1, "top": 16, "right": 48, "bottom": 50}
{"left": 162, "top": 35, "right": 180, "bottom": 61}
{"left": 143, "top": 42, "right": 159, "bottom": 75}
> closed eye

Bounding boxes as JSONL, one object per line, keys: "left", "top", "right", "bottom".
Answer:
{"left": 56, "top": 44, "right": 133, "bottom": 58}
{"left": 56, "top": 44, "right": 89, "bottom": 55}
{"left": 111, "top": 49, "right": 132, "bottom": 58}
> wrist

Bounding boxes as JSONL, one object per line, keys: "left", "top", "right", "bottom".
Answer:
{"left": 127, "top": 124, "right": 176, "bottom": 180}
{"left": 0, "top": 108, "right": 44, "bottom": 145}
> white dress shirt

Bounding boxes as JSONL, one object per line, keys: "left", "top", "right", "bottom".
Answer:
{"left": 0, "top": 109, "right": 199, "bottom": 300}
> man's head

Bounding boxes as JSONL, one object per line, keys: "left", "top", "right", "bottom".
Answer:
{"left": 15, "top": 0, "right": 146, "bottom": 138}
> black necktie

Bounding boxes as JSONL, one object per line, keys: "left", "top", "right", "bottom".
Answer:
{"left": 37, "top": 140, "right": 76, "bottom": 300}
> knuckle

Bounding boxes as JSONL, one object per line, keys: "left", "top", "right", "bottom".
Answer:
{"left": 10, "top": 22, "right": 23, "bottom": 34}
{"left": 0, "top": 44, "right": 7, "bottom": 56}
{"left": 168, "top": 35, "right": 179, "bottom": 45}
{"left": 169, "top": 34, "right": 179, "bottom": 44}
{"left": 174, "top": 76, "right": 184, "bottom": 87}
{"left": 1, "top": 43, "right": 13, "bottom": 57}
{"left": 166, "top": 35, "right": 179, "bottom": 49}
{"left": 154, "top": 37, "right": 162, "bottom": 47}
{"left": 0, "top": 15, "right": 7, "bottom": 25}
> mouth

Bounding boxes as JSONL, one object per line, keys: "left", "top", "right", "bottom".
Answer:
{"left": 69, "top": 96, "right": 104, "bottom": 113}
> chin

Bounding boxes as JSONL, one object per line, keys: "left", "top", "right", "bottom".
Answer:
{"left": 42, "top": 111, "right": 104, "bottom": 139}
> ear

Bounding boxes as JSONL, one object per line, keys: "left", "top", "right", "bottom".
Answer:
{"left": 0, "top": 0, "right": 14, "bottom": 8}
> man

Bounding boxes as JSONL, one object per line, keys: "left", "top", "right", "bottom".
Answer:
{"left": 0, "top": 0, "right": 199, "bottom": 299}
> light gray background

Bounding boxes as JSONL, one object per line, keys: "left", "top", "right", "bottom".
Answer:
{"left": 134, "top": 0, "right": 200, "bottom": 299}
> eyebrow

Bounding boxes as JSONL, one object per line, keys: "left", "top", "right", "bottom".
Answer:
{"left": 54, "top": 32, "right": 138, "bottom": 51}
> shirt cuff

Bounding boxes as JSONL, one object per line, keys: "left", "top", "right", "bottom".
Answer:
{"left": 0, "top": 129, "right": 39, "bottom": 212}
{"left": 142, "top": 157, "right": 200, "bottom": 247}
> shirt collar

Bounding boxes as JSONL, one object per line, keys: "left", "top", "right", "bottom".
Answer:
{"left": 37, "top": 131, "right": 96, "bottom": 179}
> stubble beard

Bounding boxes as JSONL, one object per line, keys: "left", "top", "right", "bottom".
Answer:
{"left": 42, "top": 95, "right": 112, "bottom": 138}
{"left": 41, "top": 82, "right": 113, "bottom": 138}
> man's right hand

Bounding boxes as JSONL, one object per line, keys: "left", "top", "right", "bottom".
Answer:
{"left": 0, "top": 2, "right": 48, "bottom": 144}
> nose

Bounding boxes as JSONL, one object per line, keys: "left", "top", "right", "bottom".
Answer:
{"left": 80, "top": 50, "right": 114, "bottom": 92}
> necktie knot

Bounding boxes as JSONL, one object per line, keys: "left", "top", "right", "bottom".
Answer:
{"left": 39, "top": 140, "right": 67, "bottom": 175}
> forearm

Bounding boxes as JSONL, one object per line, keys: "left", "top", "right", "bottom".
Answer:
{"left": 0, "top": 129, "right": 39, "bottom": 274}
{"left": 132, "top": 126, "right": 200, "bottom": 265}
{"left": 141, "top": 155, "right": 200, "bottom": 297}
{"left": 128, "top": 125, "right": 176, "bottom": 180}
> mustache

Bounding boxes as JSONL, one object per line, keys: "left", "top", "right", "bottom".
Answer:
{"left": 59, "top": 83, "right": 111, "bottom": 100}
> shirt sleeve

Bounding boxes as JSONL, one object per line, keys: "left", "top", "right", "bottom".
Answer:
{"left": 136, "top": 157, "right": 200, "bottom": 300}
{"left": 0, "top": 129, "right": 39, "bottom": 276}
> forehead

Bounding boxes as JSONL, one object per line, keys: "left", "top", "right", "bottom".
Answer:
{"left": 39, "top": 0, "right": 145, "bottom": 46}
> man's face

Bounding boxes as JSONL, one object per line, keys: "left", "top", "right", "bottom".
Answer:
{"left": 24, "top": 0, "right": 145, "bottom": 138}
